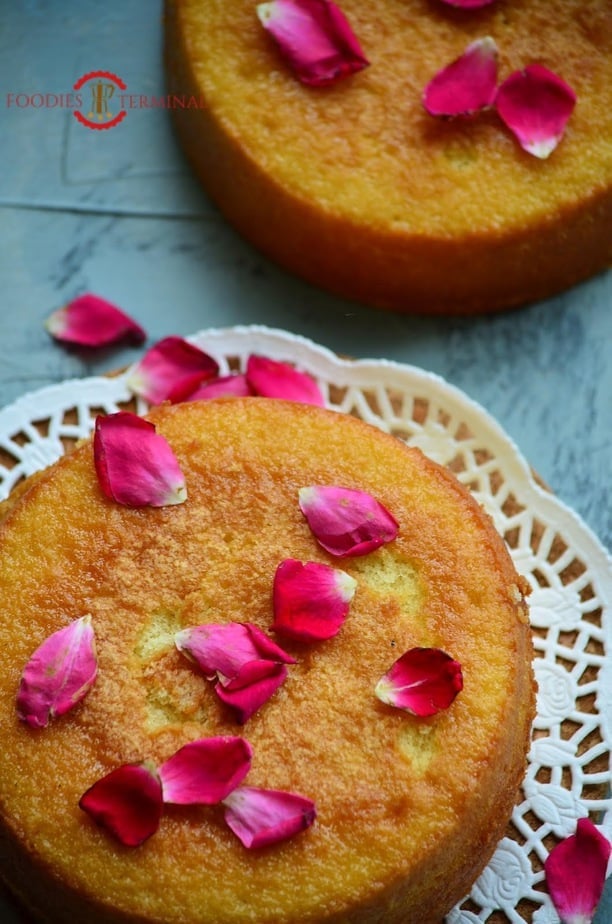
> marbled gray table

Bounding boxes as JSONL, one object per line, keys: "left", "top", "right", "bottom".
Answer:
{"left": 1, "top": 3, "right": 610, "bottom": 922}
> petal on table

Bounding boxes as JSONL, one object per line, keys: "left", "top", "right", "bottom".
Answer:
{"left": 93, "top": 412, "right": 187, "bottom": 507}
{"left": 16, "top": 615, "right": 97, "bottom": 728}
{"left": 223, "top": 785, "right": 316, "bottom": 848}
{"left": 45, "top": 293, "right": 146, "bottom": 348}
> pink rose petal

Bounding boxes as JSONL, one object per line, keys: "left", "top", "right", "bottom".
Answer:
{"left": 223, "top": 786, "right": 316, "bottom": 848}
{"left": 93, "top": 411, "right": 187, "bottom": 507}
{"left": 187, "top": 373, "right": 254, "bottom": 401}
{"left": 175, "top": 623, "right": 295, "bottom": 722}
{"left": 544, "top": 818, "right": 611, "bottom": 924}
{"left": 159, "top": 737, "right": 252, "bottom": 805}
{"left": 246, "top": 355, "right": 324, "bottom": 406}
{"left": 256, "top": 0, "right": 368, "bottom": 87}
{"left": 16, "top": 615, "right": 97, "bottom": 729}
{"left": 424, "top": 37, "right": 498, "bottom": 117}
{"left": 298, "top": 485, "right": 399, "bottom": 557}
{"left": 45, "top": 293, "right": 146, "bottom": 349}
{"left": 495, "top": 64, "right": 576, "bottom": 159}
{"left": 79, "top": 761, "right": 163, "bottom": 847}
{"left": 273, "top": 558, "right": 356, "bottom": 641}
{"left": 375, "top": 647, "right": 463, "bottom": 716}
{"left": 127, "top": 336, "right": 219, "bottom": 404}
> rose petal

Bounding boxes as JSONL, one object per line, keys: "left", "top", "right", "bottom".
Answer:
{"left": 126, "top": 336, "right": 219, "bottom": 404}
{"left": 495, "top": 64, "right": 576, "bottom": 159}
{"left": 246, "top": 355, "right": 324, "bottom": 406}
{"left": 159, "top": 737, "right": 253, "bottom": 805}
{"left": 93, "top": 411, "right": 187, "bottom": 507}
{"left": 423, "top": 37, "right": 498, "bottom": 117}
{"left": 375, "top": 647, "right": 463, "bottom": 716}
{"left": 256, "top": 0, "right": 368, "bottom": 87}
{"left": 79, "top": 761, "right": 163, "bottom": 847}
{"left": 16, "top": 615, "right": 97, "bottom": 729}
{"left": 437, "top": 0, "right": 496, "bottom": 8}
{"left": 45, "top": 293, "right": 146, "bottom": 349}
{"left": 273, "top": 558, "right": 356, "bottom": 641}
{"left": 216, "top": 661, "right": 290, "bottom": 724}
{"left": 187, "top": 373, "right": 254, "bottom": 401}
{"left": 175, "top": 622, "right": 296, "bottom": 681}
{"left": 544, "top": 818, "right": 611, "bottom": 924}
{"left": 298, "top": 485, "right": 399, "bottom": 557}
{"left": 223, "top": 786, "right": 316, "bottom": 848}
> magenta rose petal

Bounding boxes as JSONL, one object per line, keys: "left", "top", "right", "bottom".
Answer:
{"left": 298, "top": 485, "right": 399, "bottom": 557}
{"left": 126, "top": 336, "right": 220, "bottom": 404}
{"left": 223, "top": 786, "right": 316, "bottom": 848}
{"left": 187, "top": 373, "right": 254, "bottom": 401}
{"left": 16, "top": 615, "right": 97, "bottom": 729}
{"left": 93, "top": 411, "right": 187, "bottom": 508}
{"left": 246, "top": 355, "right": 324, "bottom": 406}
{"left": 273, "top": 558, "right": 357, "bottom": 641}
{"left": 544, "top": 818, "right": 611, "bottom": 924}
{"left": 216, "top": 661, "right": 290, "bottom": 724}
{"left": 438, "top": 0, "right": 496, "bottom": 8}
{"left": 375, "top": 647, "right": 463, "bottom": 716}
{"left": 159, "top": 737, "right": 253, "bottom": 805}
{"left": 495, "top": 64, "right": 576, "bottom": 159}
{"left": 256, "top": 0, "right": 369, "bottom": 88}
{"left": 175, "top": 623, "right": 296, "bottom": 680}
{"left": 423, "top": 37, "right": 498, "bottom": 117}
{"left": 79, "top": 762, "right": 163, "bottom": 847}
{"left": 45, "top": 293, "right": 146, "bottom": 349}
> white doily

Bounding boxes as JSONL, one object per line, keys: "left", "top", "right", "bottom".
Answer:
{"left": 0, "top": 326, "right": 610, "bottom": 924}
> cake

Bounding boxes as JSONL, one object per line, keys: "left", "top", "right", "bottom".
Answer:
{"left": 164, "top": 0, "right": 612, "bottom": 314}
{"left": 0, "top": 397, "right": 534, "bottom": 922}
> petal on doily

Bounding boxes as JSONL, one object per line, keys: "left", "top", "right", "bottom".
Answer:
{"left": 423, "top": 37, "right": 498, "bottom": 117}
{"left": 159, "top": 737, "right": 253, "bottom": 805}
{"left": 187, "top": 373, "right": 254, "bottom": 400}
{"left": 298, "top": 485, "right": 399, "bottom": 557}
{"left": 256, "top": 0, "right": 369, "bottom": 87}
{"left": 126, "top": 336, "right": 220, "bottom": 404}
{"left": 544, "top": 818, "right": 611, "bottom": 924}
{"left": 45, "top": 293, "right": 146, "bottom": 348}
{"left": 93, "top": 412, "right": 187, "bottom": 507}
{"left": 215, "top": 661, "right": 290, "bottom": 724}
{"left": 375, "top": 647, "right": 463, "bottom": 716}
{"left": 223, "top": 786, "right": 316, "bottom": 848}
{"left": 495, "top": 64, "right": 576, "bottom": 159}
{"left": 246, "top": 355, "right": 324, "bottom": 406}
{"left": 79, "top": 762, "right": 163, "bottom": 847}
{"left": 272, "top": 558, "right": 357, "bottom": 641}
{"left": 175, "top": 623, "right": 296, "bottom": 680}
{"left": 16, "top": 615, "right": 97, "bottom": 728}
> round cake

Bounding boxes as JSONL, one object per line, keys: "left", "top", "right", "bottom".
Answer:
{"left": 0, "top": 398, "right": 534, "bottom": 923}
{"left": 164, "top": 0, "right": 612, "bottom": 314}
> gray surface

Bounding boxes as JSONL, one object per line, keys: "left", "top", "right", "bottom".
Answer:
{"left": 0, "top": 2, "right": 611, "bottom": 922}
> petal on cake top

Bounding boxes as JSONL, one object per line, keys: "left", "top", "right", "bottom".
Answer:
{"left": 79, "top": 762, "right": 164, "bottom": 847}
{"left": 187, "top": 373, "right": 254, "bottom": 400}
{"left": 375, "top": 647, "right": 463, "bottom": 716}
{"left": 45, "top": 293, "right": 146, "bottom": 349}
{"left": 93, "top": 412, "right": 187, "bottom": 507}
{"left": 16, "top": 615, "right": 98, "bottom": 728}
{"left": 544, "top": 818, "right": 611, "bottom": 924}
{"left": 437, "top": 0, "right": 496, "bottom": 8}
{"left": 159, "top": 737, "right": 253, "bottom": 805}
{"left": 126, "top": 336, "right": 220, "bottom": 404}
{"left": 298, "top": 485, "right": 399, "bottom": 557}
{"left": 246, "top": 355, "right": 325, "bottom": 406}
{"left": 223, "top": 786, "right": 316, "bottom": 848}
{"left": 256, "top": 0, "right": 369, "bottom": 87}
{"left": 272, "top": 558, "right": 357, "bottom": 641}
{"left": 423, "top": 37, "right": 498, "bottom": 117}
{"left": 495, "top": 64, "right": 576, "bottom": 159}
{"left": 175, "top": 623, "right": 295, "bottom": 723}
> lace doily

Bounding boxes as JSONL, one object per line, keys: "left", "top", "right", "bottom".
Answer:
{"left": 0, "top": 326, "right": 610, "bottom": 924}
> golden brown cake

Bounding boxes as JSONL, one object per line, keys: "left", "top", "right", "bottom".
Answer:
{"left": 0, "top": 398, "right": 534, "bottom": 922}
{"left": 164, "top": 0, "right": 612, "bottom": 314}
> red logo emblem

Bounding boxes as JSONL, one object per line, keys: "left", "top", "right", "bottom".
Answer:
{"left": 73, "top": 71, "right": 127, "bottom": 130}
